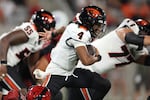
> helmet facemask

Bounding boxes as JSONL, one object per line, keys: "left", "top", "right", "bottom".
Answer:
{"left": 90, "top": 18, "right": 107, "bottom": 38}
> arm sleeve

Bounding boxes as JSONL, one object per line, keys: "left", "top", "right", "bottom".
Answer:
{"left": 125, "top": 32, "right": 144, "bottom": 50}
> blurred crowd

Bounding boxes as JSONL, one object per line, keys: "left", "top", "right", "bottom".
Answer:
{"left": 1, "top": 0, "right": 150, "bottom": 30}
{"left": 0, "top": 0, "right": 42, "bottom": 24}
{"left": 1, "top": 0, "right": 150, "bottom": 100}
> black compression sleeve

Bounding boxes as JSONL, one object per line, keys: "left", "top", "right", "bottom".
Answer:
{"left": 125, "top": 32, "right": 144, "bottom": 46}
{"left": 125, "top": 32, "right": 144, "bottom": 50}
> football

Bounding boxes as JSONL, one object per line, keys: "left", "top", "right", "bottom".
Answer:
{"left": 86, "top": 44, "right": 96, "bottom": 56}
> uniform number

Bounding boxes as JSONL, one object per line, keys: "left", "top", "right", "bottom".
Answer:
{"left": 24, "top": 25, "right": 33, "bottom": 35}
{"left": 77, "top": 32, "right": 84, "bottom": 39}
{"left": 16, "top": 48, "right": 30, "bottom": 59}
{"left": 108, "top": 45, "right": 134, "bottom": 67}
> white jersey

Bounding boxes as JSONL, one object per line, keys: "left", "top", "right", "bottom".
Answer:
{"left": 76, "top": 18, "right": 148, "bottom": 74}
{"left": 0, "top": 22, "right": 45, "bottom": 66}
{"left": 117, "top": 18, "right": 139, "bottom": 34}
{"left": 46, "top": 23, "right": 92, "bottom": 76}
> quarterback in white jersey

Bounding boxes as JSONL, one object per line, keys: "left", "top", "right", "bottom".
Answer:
{"left": 0, "top": 9, "right": 56, "bottom": 99}
{"left": 68, "top": 18, "right": 150, "bottom": 100}
{"left": 39, "top": 6, "right": 111, "bottom": 100}
{"left": 45, "top": 22, "right": 94, "bottom": 76}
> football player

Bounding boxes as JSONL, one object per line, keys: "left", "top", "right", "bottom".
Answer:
{"left": 68, "top": 18, "right": 150, "bottom": 100}
{"left": 32, "top": 5, "right": 111, "bottom": 100}
{"left": 0, "top": 9, "right": 56, "bottom": 99}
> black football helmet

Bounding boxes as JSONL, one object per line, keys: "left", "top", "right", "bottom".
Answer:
{"left": 31, "top": 9, "right": 56, "bottom": 32}
{"left": 135, "top": 19, "right": 150, "bottom": 35}
{"left": 79, "top": 5, "right": 106, "bottom": 38}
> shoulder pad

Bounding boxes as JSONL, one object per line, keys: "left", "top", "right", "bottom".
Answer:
{"left": 117, "top": 18, "right": 139, "bottom": 35}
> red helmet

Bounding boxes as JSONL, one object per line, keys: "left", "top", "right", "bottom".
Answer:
{"left": 26, "top": 85, "right": 51, "bottom": 100}
{"left": 135, "top": 19, "right": 150, "bottom": 35}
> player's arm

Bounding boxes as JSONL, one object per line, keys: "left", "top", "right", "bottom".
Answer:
{"left": 0, "top": 30, "right": 28, "bottom": 60}
{"left": 117, "top": 27, "right": 150, "bottom": 48}
{"left": 27, "top": 51, "right": 40, "bottom": 67}
{"left": 124, "top": 32, "right": 150, "bottom": 47}
{"left": 0, "top": 30, "right": 28, "bottom": 76}
{"left": 76, "top": 45, "right": 101, "bottom": 65}
{"left": 52, "top": 26, "right": 66, "bottom": 37}
{"left": 135, "top": 55, "right": 150, "bottom": 66}
{"left": 66, "top": 36, "right": 101, "bottom": 66}
{"left": 39, "top": 26, "right": 66, "bottom": 40}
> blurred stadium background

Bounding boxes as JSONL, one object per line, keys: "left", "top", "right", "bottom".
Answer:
{"left": 1, "top": 0, "right": 150, "bottom": 100}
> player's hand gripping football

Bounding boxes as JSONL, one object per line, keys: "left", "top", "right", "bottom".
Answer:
{"left": 86, "top": 45, "right": 101, "bottom": 62}
{"left": 94, "top": 47, "right": 101, "bottom": 62}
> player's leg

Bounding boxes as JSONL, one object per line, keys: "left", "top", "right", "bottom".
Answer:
{"left": 67, "top": 68, "right": 111, "bottom": 100}
{"left": 68, "top": 87, "right": 106, "bottom": 100}
{"left": 67, "top": 88, "right": 85, "bottom": 100}
{"left": 42, "top": 74, "right": 66, "bottom": 99}
{"left": 67, "top": 87, "right": 99, "bottom": 100}
{"left": 91, "top": 72, "right": 111, "bottom": 99}
{"left": 18, "top": 60, "right": 36, "bottom": 88}
{"left": 0, "top": 80, "right": 20, "bottom": 100}
{"left": 2, "top": 65, "right": 27, "bottom": 99}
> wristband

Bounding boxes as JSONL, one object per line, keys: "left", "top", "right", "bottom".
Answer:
{"left": 0, "top": 60, "right": 7, "bottom": 65}
{"left": 96, "top": 55, "right": 101, "bottom": 62}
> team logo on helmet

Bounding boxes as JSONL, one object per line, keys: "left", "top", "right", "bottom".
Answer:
{"left": 86, "top": 8, "right": 101, "bottom": 18}
{"left": 79, "top": 5, "right": 106, "bottom": 38}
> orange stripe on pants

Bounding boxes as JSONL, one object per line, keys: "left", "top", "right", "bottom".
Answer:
{"left": 3, "top": 74, "right": 19, "bottom": 91}
{"left": 80, "top": 88, "right": 91, "bottom": 100}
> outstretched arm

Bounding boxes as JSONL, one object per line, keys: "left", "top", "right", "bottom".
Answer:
{"left": 117, "top": 27, "right": 150, "bottom": 48}
{"left": 135, "top": 55, "right": 150, "bottom": 66}
{"left": 39, "top": 26, "right": 66, "bottom": 41}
